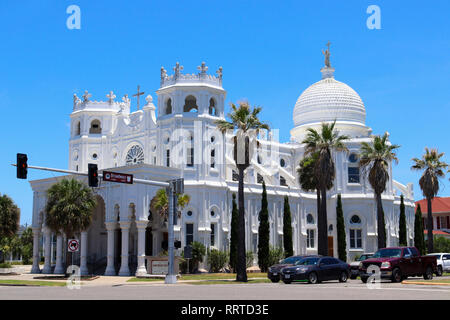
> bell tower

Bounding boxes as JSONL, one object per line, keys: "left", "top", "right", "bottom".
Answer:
{"left": 155, "top": 62, "right": 227, "bottom": 181}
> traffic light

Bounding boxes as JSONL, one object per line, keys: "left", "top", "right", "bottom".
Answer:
{"left": 88, "top": 163, "right": 98, "bottom": 187}
{"left": 174, "top": 240, "right": 181, "bottom": 249}
{"left": 17, "top": 153, "right": 28, "bottom": 179}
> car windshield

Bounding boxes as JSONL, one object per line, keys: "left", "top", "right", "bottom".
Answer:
{"left": 295, "top": 258, "right": 319, "bottom": 266}
{"left": 372, "top": 249, "right": 402, "bottom": 258}
{"left": 280, "top": 257, "right": 300, "bottom": 264}
{"left": 358, "top": 254, "right": 372, "bottom": 261}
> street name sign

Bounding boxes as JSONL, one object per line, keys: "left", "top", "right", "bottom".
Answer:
{"left": 103, "top": 171, "right": 133, "bottom": 184}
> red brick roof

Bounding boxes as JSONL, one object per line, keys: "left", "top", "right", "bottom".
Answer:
{"left": 423, "top": 230, "right": 450, "bottom": 236}
{"left": 415, "top": 197, "right": 450, "bottom": 214}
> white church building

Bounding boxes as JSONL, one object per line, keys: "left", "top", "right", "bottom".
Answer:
{"left": 29, "top": 57, "right": 416, "bottom": 276}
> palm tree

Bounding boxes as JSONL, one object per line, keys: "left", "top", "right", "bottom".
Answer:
{"left": 150, "top": 188, "right": 191, "bottom": 221}
{"left": 297, "top": 152, "right": 333, "bottom": 227}
{"left": 302, "top": 121, "right": 349, "bottom": 256}
{"left": 215, "top": 102, "right": 269, "bottom": 282}
{"left": 0, "top": 194, "right": 20, "bottom": 241}
{"left": 411, "top": 148, "right": 448, "bottom": 253}
{"left": 45, "top": 178, "right": 97, "bottom": 238}
{"left": 359, "top": 133, "right": 400, "bottom": 249}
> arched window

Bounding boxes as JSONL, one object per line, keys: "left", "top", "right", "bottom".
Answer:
{"left": 76, "top": 121, "right": 81, "bottom": 135}
{"left": 210, "top": 149, "right": 215, "bottom": 168}
{"left": 280, "top": 158, "right": 286, "bottom": 167}
{"left": 89, "top": 119, "right": 101, "bottom": 134}
{"left": 183, "top": 95, "right": 198, "bottom": 112}
{"left": 209, "top": 98, "right": 216, "bottom": 115}
{"left": 126, "top": 145, "right": 144, "bottom": 166}
{"left": 165, "top": 98, "right": 172, "bottom": 115}
{"left": 348, "top": 153, "right": 360, "bottom": 183}
{"left": 187, "top": 133, "right": 194, "bottom": 167}
{"left": 307, "top": 214, "right": 315, "bottom": 224}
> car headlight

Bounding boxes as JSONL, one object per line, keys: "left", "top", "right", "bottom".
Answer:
{"left": 359, "top": 262, "right": 363, "bottom": 268}
{"left": 295, "top": 267, "right": 308, "bottom": 273}
{"left": 381, "top": 261, "right": 391, "bottom": 269}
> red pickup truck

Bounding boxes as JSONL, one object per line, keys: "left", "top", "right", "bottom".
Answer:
{"left": 358, "top": 247, "right": 437, "bottom": 283}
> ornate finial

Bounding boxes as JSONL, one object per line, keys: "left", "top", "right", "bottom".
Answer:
{"left": 161, "top": 67, "right": 167, "bottom": 80}
{"left": 145, "top": 94, "right": 153, "bottom": 104}
{"left": 106, "top": 91, "right": 116, "bottom": 104}
{"left": 322, "top": 41, "right": 331, "bottom": 68}
{"left": 122, "top": 94, "right": 130, "bottom": 105}
{"left": 132, "top": 85, "right": 145, "bottom": 110}
{"left": 216, "top": 66, "right": 223, "bottom": 83}
{"left": 82, "top": 90, "right": 92, "bottom": 103}
{"left": 197, "top": 62, "right": 208, "bottom": 75}
{"left": 173, "top": 62, "right": 183, "bottom": 80}
{"left": 73, "top": 94, "right": 81, "bottom": 110}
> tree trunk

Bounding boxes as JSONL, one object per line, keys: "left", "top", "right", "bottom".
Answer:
{"left": 376, "top": 193, "right": 386, "bottom": 249}
{"left": 427, "top": 197, "right": 434, "bottom": 253}
{"left": 316, "top": 189, "right": 321, "bottom": 220}
{"left": 317, "top": 188, "right": 328, "bottom": 256}
{"left": 236, "top": 167, "right": 247, "bottom": 282}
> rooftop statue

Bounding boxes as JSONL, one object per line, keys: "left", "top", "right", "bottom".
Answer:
{"left": 322, "top": 41, "right": 331, "bottom": 68}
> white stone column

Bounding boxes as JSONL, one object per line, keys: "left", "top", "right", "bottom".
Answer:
{"left": 31, "top": 228, "right": 41, "bottom": 274}
{"left": 135, "top": 221, "right": 148, "bottom": 276}
{"left": 42, "top": 228, "right": 52, "bottom": 274}
{"left": 54, "top": 234, "right": 65, "bottom": 274}
{"left": 80, "top": 231, "right": 88, "bottom": 275}
{"left": 118, "top": 221, "right": 131, "bottom": 276}
{"left": 105, "top": 222, "right": 117, "bottom": 276}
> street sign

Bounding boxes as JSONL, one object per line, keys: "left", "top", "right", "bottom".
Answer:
{"left": 184, "top": 245, "right": 192, "bottom": 259}
{"left": 103, "top": 171, "right": 133, "bottom": 184}
{"left": 68, "top": 239, "right": 79, "bottom": 252}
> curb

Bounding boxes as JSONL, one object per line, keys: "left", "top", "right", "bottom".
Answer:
{"left": 402, "top": 281, "right": 450, "bottom": 286}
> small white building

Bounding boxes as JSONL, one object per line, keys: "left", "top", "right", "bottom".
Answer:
{"left": 29, "top": 58, "right": 416, "bottom": 276}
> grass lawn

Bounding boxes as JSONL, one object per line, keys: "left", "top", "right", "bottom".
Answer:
{"left": 127, "top": 273, "right": 268, "bottom": 282}
{"left": 185, "top": 279, "right": 272, "bottom": 285}
{"left": 127, "top": 277, "right": 165, "bottom": 282}
{"left": 0, "top": 280, "right": 67, "bottom": 287}
{"left": 179, "top": 273, "right": 267, "bottom": 281}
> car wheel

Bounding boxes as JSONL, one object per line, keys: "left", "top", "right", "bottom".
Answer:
{"left": 436, "top": 266, "right": 443, "bottom": 277}
{"left": 423, "top": 266, "right": 433, "bottom": 280}
{"left": 339, "top": 271, "right": 348, "bottom": 283}
{"left": 360, "top": 277, "right": 368, "bottom": 283}
{"left": 308, "top": 272, "right": 319, "bottom": 284}
{"left": 392, "top": 268, "right": 402, "bottom": 283}
{"left": 283, "top": 280, "right": 292, "bottom": 284}
{"left": 271, "top": 278, "right": 280, "bottom": 283}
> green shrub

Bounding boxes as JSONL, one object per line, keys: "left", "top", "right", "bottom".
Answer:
{"left": 0, "top": 262, "right": 12, "bottom": 268}
{"left": 268, "top": 246, "right": 285, "bottom": 267}
{"left": 246, "top": 251, "right": 254, "bottom": 268}
{"left": 434, "top": 236, "right": 450, "bottom": 253}
{"left": 207, "top": 249, "right": 228, "bottom": 272}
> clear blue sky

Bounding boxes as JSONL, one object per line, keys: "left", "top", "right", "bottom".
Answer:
{"left": 1, "top": 0, "right": 449, "bottom": 225}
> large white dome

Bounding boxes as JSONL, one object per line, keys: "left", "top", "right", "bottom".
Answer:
{"left": 291, "top": 67, "right": 370, "bottom": 141}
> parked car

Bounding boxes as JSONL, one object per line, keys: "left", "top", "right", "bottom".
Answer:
{"left": 427, "top": 253, "right": 450, "bottom": 276}
{"left": 267, "top": 255, "right": 317, "bottom": 282}
{"left": 349, "top": 253, "right": 374, "bottom": 279}
{"left": 358, "top": 247, "right": 437, "bottom": 283}
{"left": 280, "top": 256, "right": 350, "bottom": 284}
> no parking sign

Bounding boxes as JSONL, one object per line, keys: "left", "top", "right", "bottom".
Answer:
{"left": 68, "top": 239, "right": 79, "bottom": 252}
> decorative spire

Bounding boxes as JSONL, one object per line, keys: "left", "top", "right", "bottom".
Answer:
{"left": 82, "top": 90, "right": 92, "bottom": 103}
{"left": 197, "top": 62, "right": 208, "bottom": 75}
{"left": 173, "top": 62, "right": 183, "bottom": 80}
{"left": 320, "top": 41, "right": 335, "bottom": 79}
{"left": 106, "top": 91, "right": 116, "bottom": 104}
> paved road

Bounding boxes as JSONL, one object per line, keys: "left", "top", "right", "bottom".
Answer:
{"left": 0, "top": 279, "right": 449, "bottom": 300}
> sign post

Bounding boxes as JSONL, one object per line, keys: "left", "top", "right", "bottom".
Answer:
{"left": 67, "top": 239, "right": 79, "bottom": 272}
